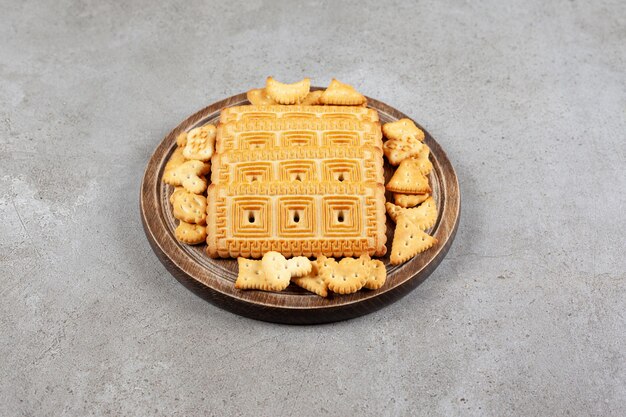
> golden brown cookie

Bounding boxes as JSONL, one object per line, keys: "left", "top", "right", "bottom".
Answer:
{"left": 394, "top": 193, "right": 430, "bottom": 208}
{"left": 300, "top": 90, "right": 323, "bottom": 105}
{"left": 171, "top": 189, "right": 207, "bottom": 225}
{"left": 383, "top": 136, "right": 424, "bottom": 166}
{"left": 176, "top": 132, "right": 188, "bottom": 147}
{"left": 183, "top": 125, "right": 216, "bottom": 161}
{"left": 385, "top": 197, "right": 438, "bottom": 230}
{"left": 385, "top": 159, "right": 431, "bottom": 194}
{"left": 246, "top": 88, "right": 277, "bottom": 106}
{"left": 265, "top": 77, "right": 311, "bottom": 104}
{"left": 235, "top": 258, "right": 270, "bottom": 291}
{"left": 164, "top": 147, "right": 186, "bottom": 173}
{"left": 409, "top": 145, "right": 433, "bottom": 175}
{"left": 364, "top": 258, "right": 386, "bottom": 290}
{"left": 382, "top": 118, "right": 424, "bottom": 142}
{"left": 175, "top": 221, "right": 207, "bottom": 244}
{"left": 291, "top": 260, "right": 328, "bottom": 297}
{"left": 319, "top": 79, "right": 366, "bottom": 106}
{"left": 163, "top": 160, "right": 210, "bottom": 194}
{"left": 319, "top": 256, "right": 369, "bottom": 294}
{"left": 390, "top": 215, "right": 437, "bottom": 265}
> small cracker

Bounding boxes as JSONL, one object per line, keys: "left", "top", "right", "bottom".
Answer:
{"left": 175, "top": 221, "right": 207, "bottom": 245}
{"left": 409, "top": 145, "right": 433, "bottom": 175}
{"left": 291, "top": 261, "right": 328, "bottom": 297}
{"left": 394, "top": 193, "right": 430, "bottom": 208}
{"left": 176, "top": 132, "right": 188, "bottom": 147}
{"left": 364, "top": 259, "right": 386, "bottom": 290}
{"left": 183, "top": 125, "right": 216, "bottom": 161}
{"left": 265, "top": 77, "right": 311, "bottom": 105}
{"left": 163, "top": 147, "right": 186, "bottom": 173}
{"left": 261, "top": 251, "right": 292, "bottom": 291}
{"left": 319, "top": 79, "right": 366, "bottom": 106}
{"left": 247, "top": 88, "right": 277, "bottom": 106}
{"left": 300, "top": 90, "right": 323, "bottom": 105}
{"left": 235, "top": 258, "right": 270, "bottom": 290}
{"left": 383, "top": 137, "right": 423, "bottom": 166}
{"left": 390, "top": 215, "right": 437, "bottom": 265}
{"left": 385, "top": 197, "right": 438, "bottom": 230}
{"left": 162, "top": 160, "right": 210, "bottom": 194}
{"left": 354, "top": 254, "right": 387, "bottom": 290}
{"left": 171, "top": 189, "right": 207, "bottom": 225}
{"left": 382, "top": 118, "right": 424, "bottom": 142}
{"left": 320, "top": 256, "right": 369, "bottom": 295}
{"left": 286, "top": 256, "right": 313, "bottom": 278}
{"left": 386, "top": 158, "right": 431, "bottom": 194}
{"left": 169, "top": 186, "right": 186, "bottom": 205}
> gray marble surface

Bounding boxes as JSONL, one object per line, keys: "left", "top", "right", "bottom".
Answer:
{"left": 1, "top": 0, "right": 624, "bottom": 415}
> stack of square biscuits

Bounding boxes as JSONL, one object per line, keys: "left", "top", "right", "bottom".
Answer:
{"left": 206, "top": 105, "right": 387, "bottom": 259}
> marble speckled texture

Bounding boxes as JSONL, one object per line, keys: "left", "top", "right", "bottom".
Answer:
{"left": 1, "top": 0, "right": 625, "bottom": 415}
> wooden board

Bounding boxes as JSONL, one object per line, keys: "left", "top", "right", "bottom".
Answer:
{"left": 140, "top": 90, "right": 460, "bottom": 324}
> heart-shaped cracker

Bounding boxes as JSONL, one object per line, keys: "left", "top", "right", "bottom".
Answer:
{"left": 382, "top": 118, "right": 424, "bottom": 142}
{"left": 266, "top": 77, "right": 311, "bottom": 105}
{"left": 261, "top": 251, "right": 292, "bottom": 291}
{"left": 386, "top": 159, "right": 431, "bottom": 194}
{"left": 171, "top": 189, "right": 207, "bottom": 225}
{"left": 390, "top": 214, "right": 437, "bottom": 265}
{"left": 394, "top": 193, "right": 430, "bottom": 208}
{"left": 163, "top": 160, "right": 210, "bottom": 194}
{"left": 246, "top": 88, "right": 277, "bottom": 106}
{"left": 383, "top": 137, "right": 424, "bottom": 166}
{"left": 291, "top": 260, "right": 328, "bottom": 297}
{"left": 319, "top": 79, "right": 367, "bottom": 106}
{"left": 385, "top": 197, "right": 438, "bottom": 230}
{"left": 300, "top": 90, "right": 323, "bottom": 105}
{"left": 320, "top": 256, "right": 369, "bottom": 295}
{"left": 183, "top": 125, "right": 216, "bottom": 162}
{"left": 175, "top": 221, "right": 207, "bottom": 245}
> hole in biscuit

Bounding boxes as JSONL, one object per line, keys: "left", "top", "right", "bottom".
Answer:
{"left": 338, "top": 173, "right": 344, "bottom": 182}
{"left": 293, "top": 212, "right": 300, "bottom": 223}
{"left": 248, "top": 212, "right": 255, "bottom": 223}
{"left": 337, "top": 211, "right": 344, "bottom": 223}
{"left": 295, "top": 174, "right": 301, "bottom": 181}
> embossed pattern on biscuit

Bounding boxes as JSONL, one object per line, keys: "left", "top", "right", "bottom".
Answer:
{"left": 206, "top": 181, "right": 386, "bottom": 259}
{"left": 220, "top": 105, "right": 379, "bottom": 124}
{"left": 210, "top": 146, "right": 384, "bottom": 185}
{"left": 208, "top": 104, "right": 387, "bottom": 259}
{"left": 215, "top": 117, "right": 382, "bottom": 153}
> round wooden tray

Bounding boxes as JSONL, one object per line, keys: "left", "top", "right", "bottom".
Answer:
{"left": 140, "top": 91, "right": 460, "bottom": 324}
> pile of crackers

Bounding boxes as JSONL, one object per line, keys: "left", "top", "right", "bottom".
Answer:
{"left": 162, "top": 77, "right": 437, "bottom": 297}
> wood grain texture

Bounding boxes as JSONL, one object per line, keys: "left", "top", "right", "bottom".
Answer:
{"left": 140, "top": 90, "right": 460, "bottom": 324}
